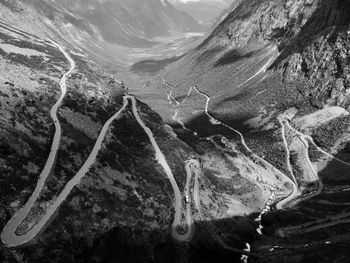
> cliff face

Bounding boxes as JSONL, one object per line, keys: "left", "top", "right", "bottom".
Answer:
{"left": 204, "top": 0, "right": 348, "bottom": 48}
{"left": 204, "top": 0, "right": 350, "bottom": 107}
{"left": 276, "top": 0, "right": 350, "bottom": 109}
{"left": 164, "top": 0, "right": 350, "bottom": 126}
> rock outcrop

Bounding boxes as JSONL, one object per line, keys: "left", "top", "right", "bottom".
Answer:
{"left": 206, "top": 0, "right": 350, "bottom": 108}
{"left": 164, "top": 0, "right": 350, "bottom": 124}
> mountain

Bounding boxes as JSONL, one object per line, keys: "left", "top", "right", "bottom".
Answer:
{"left": 2, "top": 0, "right": 350, "bottom": 262}
{"left": 50, "top": 0, "right": 205, "bottom": 45}
{"left": 0, "top": 17, "right": 281, "bottom": 262}
{"left": 0, "top": 4, "right": 295, "bottom": 261}
{"left": 164, "top": 0, "right": 350, "bottom": 128}
{"left": 161, "top": 0, "right": 350, "bottom": 261}
{"left": 0, "top": 0, "right": 206, "bottom": 73}
{"left": 0, "top": 6, "right": 284, "bottom": 263}
{"left": 0, "top": 20, "right": 207, "bottom": 262}
{"left": 169, "top": 0, "right": 234, "bottom": 26}
{"left": 0, "top": 0, "right": 204, "bottom": 48}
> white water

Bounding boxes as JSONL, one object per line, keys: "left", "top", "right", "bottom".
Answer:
{"left": 172, "top": 109, "right": 188, "bottom": 130}
{"left": 241, "top": 243, "right": 251, "bottom": 263}
{"left": 163, "top": 79, "right": 195, "bottom": 132}
{"left": 255, "top": 191, "right": 275, "bottom": 235}
{"left": 190, "top": 86, "right": 298, "bottom": 258}
{"left": 163, "top": 77, "right": 180, "bottom": 106}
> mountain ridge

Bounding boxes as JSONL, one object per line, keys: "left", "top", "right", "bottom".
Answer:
{"left": 2, "top": 0, "right": 350, "bottom": 262}
{"left": 163, "top": 0, "right": 350, "bottom": 127}
{"left": 0, "top": 0, "right": 205, "bottom": 48}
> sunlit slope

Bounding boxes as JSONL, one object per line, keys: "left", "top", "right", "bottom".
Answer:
{"left": 0, "top": 0, "right": 205, "bottom": 71}
{"left": 0, "top": 21, "right": 198, "bottom": 262}
{"left": 164, "top": 0, "right": 350, "bottom": 128}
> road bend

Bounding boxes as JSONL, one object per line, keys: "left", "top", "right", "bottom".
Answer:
{"left": 125, "top": 95, "right": 190, "bottom": 241}
{"left": 2, "top": 92, "right": 129, "bottom": 247}
{"left": 279, "top": 120, "right": 328, "bottom": 206}
{"left": 275, "top": 119, "right": 299, "bottom": 209}
{"left": 285, "top": 121, "right": 350, "bottom": 167}
{"left": 192, "top": 86, "right": 295, "bottom": 206}
{"left": 1, "top": 41, "right": 75, "bottom": 247}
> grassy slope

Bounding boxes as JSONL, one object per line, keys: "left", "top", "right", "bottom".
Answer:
{"left": 0, "top": 23, "right": 198, "bottom": 263}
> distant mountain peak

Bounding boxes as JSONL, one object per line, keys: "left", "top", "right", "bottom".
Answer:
{"left": 5, "top": 0, "right": 205, "bottom": 48}
{"left": 169, "top": 0, "right": 235, "bottom": 25}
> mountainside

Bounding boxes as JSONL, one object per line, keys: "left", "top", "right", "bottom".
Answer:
{"left": 160, "top": 0, "right": 350, "bottom": 261}
{"left": 0, "top": 20, "right": 195, "bottom": 262}
{"left": 0, "top": 0, "right": 204, "bottom": 48}
{"left": 2, "top": 0, "right": 350, "bottom": 262}
{"left": 48, "top": 0, "right": 204, "bottom": 46}
{"left": 0, "top": 14, "right": 289, "bottom": 263}
{"left": 165, "top": 0, "right": 350, "bottom": 127}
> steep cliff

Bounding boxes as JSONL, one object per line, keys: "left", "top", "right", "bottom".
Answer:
{"left": 164, "top": 0, "right": 350, "bottom": 126}
{"left": 161, "top": 2, "right": 350, "bottom": 261}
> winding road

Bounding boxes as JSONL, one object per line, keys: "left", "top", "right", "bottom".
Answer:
{"left": 275, "top": 119, "right": 299, "bottom": 209}
{"left": 163, "top": 76, "right": 180, "bottom": 106}
{"left": 276, "top": 118, "right": 328, "bottom": 209}
{"left": 5, "top": 37, "right": 347, "bottom": 259}
{"left": 125, "top": 95, "right": 187, "bottom": 242}
{"left": 171, "top": 160, "right": 198, "bottom": 242}
{"left": 2, "top": 41, "right": 75, "bottom": 247}
{"left": 161, "top": 80, "right": 298, "bottom": 257}
{"left": 1, "top": 42, "right": 189, "bottom": 246}
{"left": 160, "top": 52, "right": 350, "bottom": 259}
{"left": 285, "top": 121, "right": 350, "bottom": 168}
{"left": 162, "top": 76, "right": 346, "bottom": 260}
{"left": 191, "top": 86, "right": 295, "bottom": 197}
{"left": 2, "top": 58, "right": 191, "bottom": 246}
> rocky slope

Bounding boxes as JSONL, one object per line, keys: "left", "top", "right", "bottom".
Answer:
{"left": 164, "top": 0, "right": 350, "bottom": 126}
{"left": 160, "top": 0, "right": 350, "bottom": 261}
{"left": 0, "top": 21, "right": 195, "bottom": 262}
{"left": 0, "top": 16, "right": 277, "bottom": 263}
{"left": 0, "top": 15, "right": 295, "bottom": 263}
{"left": 2, "top": 0, "right": 350, "bottom": 262}
{"left": 0, "top": 0, "right": 206, "bottom": 73}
